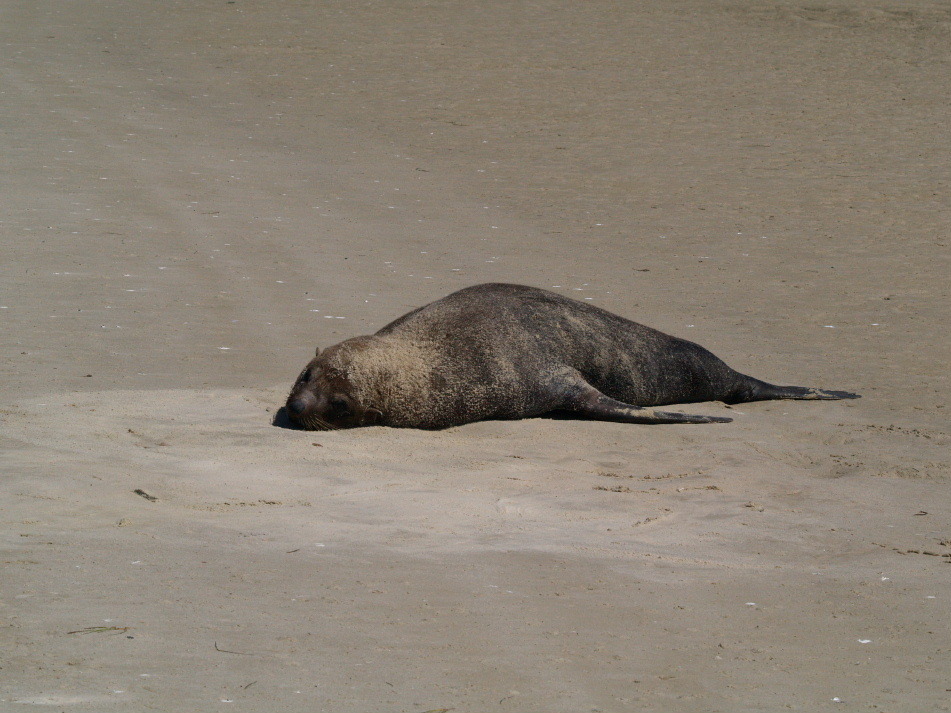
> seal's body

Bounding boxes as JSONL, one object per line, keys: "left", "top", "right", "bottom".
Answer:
{"left": 284, "top": 283, "right": 857, "bottom": 430}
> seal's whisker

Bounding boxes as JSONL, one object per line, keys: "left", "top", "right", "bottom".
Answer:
{"left": 309, "top": 416, "right": 337, "bottom": 431}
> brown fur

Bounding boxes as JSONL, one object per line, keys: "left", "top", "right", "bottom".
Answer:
{"left": 283, "top": 283, "right": 858, "bottom": 430}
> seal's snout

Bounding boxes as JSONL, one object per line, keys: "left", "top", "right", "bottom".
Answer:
{"left": 287, "top": 393, "right": 315, "bottom": 418}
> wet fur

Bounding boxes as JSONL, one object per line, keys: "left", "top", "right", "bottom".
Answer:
{"left": 284, "top": 283, "right": 858, "bottom": 430}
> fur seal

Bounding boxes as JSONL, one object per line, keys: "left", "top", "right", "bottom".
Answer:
{"left": 284, "top": 283, "right": 858, "bottom": 430}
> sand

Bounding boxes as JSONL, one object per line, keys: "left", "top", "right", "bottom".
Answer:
{"left": 1, "top": 0, "right": 949, "bottom": 710}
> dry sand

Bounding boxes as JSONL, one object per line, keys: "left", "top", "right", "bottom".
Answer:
{"left": 2, "top": 1, "right": 949, "bottom": 711}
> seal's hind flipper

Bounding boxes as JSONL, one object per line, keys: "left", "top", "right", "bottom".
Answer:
{"left": 786, "top": 387, "right": 860, "bottom": 400}
{"left": 736, "top": 377, "right": 861, "bottom": 402}
{"left": 558, "top": 375, "right": 731, "bottom": 425}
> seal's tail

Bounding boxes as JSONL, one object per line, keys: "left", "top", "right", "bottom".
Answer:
{"left": 738, "top": 377, "right": 860, "bottom": 402}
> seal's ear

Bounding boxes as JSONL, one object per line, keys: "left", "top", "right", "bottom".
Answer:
{"left": 314, "top": 347, "right": 321, "bottom": 357}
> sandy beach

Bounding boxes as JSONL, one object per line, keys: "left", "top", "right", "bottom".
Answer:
{"left": 2, "top": 1, "right": 949, "bottom": 710}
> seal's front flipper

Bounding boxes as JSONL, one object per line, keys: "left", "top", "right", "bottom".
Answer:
{"left": 557, "top": 374, "right": 731, "bottom": 425}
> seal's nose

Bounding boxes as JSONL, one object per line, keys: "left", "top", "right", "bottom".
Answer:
{"left": 287, "top": 393, "right": 315, "bottom": 418}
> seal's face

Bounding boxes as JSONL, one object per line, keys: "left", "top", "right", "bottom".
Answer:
{"left": 284, "top": 349, "right": 380, "bottom": 430}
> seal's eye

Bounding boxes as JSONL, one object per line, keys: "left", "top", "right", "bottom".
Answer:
{"left": 299, "top": 369, "right": 311, "bottom": 383}
{"left": 329, "top": 397, "right": 349, "bottom": 413}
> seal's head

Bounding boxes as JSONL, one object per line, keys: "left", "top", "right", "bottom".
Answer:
{"left": 284, "top": 343, "right": 383, "bottom": 430}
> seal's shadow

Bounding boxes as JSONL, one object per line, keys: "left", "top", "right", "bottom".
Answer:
{"left": 273, "top": 404, "right": 604, "bottom": 431}
{"left": 271, "top": 406, "right": 300, "bottom": 430}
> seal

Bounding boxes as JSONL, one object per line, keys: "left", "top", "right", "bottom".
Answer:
{"left": 284, "top": 283, "right": 858, "bottom": 430}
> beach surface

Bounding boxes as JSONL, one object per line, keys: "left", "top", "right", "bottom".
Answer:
{"left": 2, "top": 1, "right": 949, "bottom": 710}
